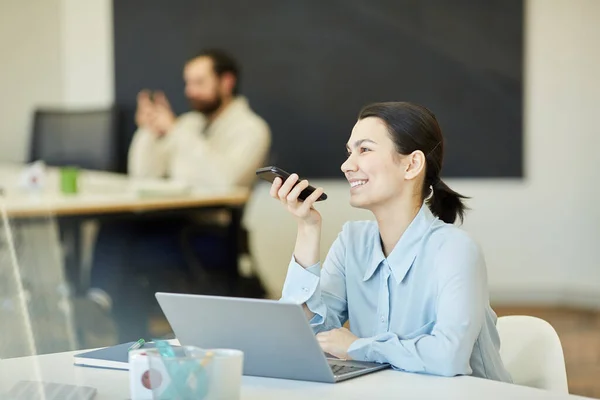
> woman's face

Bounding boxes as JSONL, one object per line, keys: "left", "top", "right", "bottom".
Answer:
{"left": 341, "top": 117, "right": 411, "bottom": 210}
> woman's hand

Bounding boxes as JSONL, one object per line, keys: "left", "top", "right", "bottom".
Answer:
{"left": 270, "top": 174, "right": 324, "bottom": 228}
{"left": 316, "top": 328, "right": 359, "bottom": 360}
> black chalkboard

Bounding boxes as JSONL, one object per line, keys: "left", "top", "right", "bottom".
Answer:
{"left": 114, "top": 0, "right": 523, "bottom": 178}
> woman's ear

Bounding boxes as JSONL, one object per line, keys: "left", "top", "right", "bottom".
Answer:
{"left": 404, "top": 150, "right": 426, "bottom": 181}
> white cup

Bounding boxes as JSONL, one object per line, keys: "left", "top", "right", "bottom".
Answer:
{"left": 205, "top": 349, "right": 244, "bottom": 400}
{"left": 143, "top": 347, "right": 244, "bottom": 400}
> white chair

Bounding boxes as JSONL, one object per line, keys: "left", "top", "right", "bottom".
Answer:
{"left": 496, "top": 315, "right": 569, "bottom": 393}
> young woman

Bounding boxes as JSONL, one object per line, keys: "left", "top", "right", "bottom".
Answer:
{"left": 272, "top": 102, "right": 512, "bottom": 382}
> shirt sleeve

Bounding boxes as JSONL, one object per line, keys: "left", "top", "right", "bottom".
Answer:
{"left": 347, "top": 233, "right": 487, "bottom": 377}
{"left": 127, "top": 127, "right": 172, "bottom": 179}
{"left": 280, "top": 226, "right": 349, "bottom": 334}
{"left": 169, "top": 118, "right": 270, "bottom": 187}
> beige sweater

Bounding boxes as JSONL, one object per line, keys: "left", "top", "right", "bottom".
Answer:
{"left": 128, "top": 96, "right": 271, "bottom": 189}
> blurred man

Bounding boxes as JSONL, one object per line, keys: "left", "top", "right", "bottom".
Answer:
{"left": 129, "top": 48, "right": 270, "bottom": 187}
{"left": 87, "top": 49, "right": 270, "bottom": 342}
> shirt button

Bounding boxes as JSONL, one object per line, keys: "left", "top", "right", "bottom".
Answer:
{"left": 380, "top": 316, "right": 385, "bottom": 323}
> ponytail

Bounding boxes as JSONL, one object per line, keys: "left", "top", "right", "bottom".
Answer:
{"left": 426, "top": 179, "right": 469, "bottom": 224}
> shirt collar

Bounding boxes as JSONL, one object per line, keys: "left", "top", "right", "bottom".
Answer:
{"left": 363, "top": 203, "right": 437, "bottom": 284}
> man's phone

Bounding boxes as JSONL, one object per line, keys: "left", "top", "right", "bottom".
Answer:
{"left": 256, "top": 166, "right": 327, "bottom": 201}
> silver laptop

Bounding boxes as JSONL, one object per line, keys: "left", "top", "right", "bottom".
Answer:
{"left": 155, "top": 292, "right": 390, "bottom": 383}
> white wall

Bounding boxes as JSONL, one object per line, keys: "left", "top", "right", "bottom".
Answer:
{"left": 60, "top": 0, "right": 114, "bottom": 107}
{"left": 0, "top": 0, "right": 113, "bottom": 163}
{"left": 2, "top": 0, "right": 599, "bottom": 306}
{"left": 0, "top": 0, "right": 65, "bottom": 162}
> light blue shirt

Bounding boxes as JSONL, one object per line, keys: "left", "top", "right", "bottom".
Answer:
{"left": 281, "top": 203, "right": 512, "bottom": 382}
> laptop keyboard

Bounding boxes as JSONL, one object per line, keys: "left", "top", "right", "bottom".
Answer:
{"left": 329, "top": 364, "right": 366, "bottom": 376}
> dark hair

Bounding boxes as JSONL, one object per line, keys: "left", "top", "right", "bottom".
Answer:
{"left": 189, "top": 48, "right": 241, "bottom": 95}
{"left": 358, "top": 102, "right": 468, "bottom": 224}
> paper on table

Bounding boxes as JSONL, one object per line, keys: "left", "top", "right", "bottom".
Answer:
{"left": 131, "top": 180, "right": 192, "bottom": 198}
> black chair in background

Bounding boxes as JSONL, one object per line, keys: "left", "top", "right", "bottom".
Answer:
{"left": 29, "top": 107, "right": 119, "bottom": 171}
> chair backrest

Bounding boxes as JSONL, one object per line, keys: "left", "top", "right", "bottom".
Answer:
{"left": 30, "top": 107, "right": 119, "bottom": 171}
{"left": 496, "top": 315, "right": 568, "bottom": 393}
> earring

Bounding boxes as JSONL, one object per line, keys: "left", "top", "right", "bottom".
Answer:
{"left": 425, "top": 185, "right": 434, "bottom": 201}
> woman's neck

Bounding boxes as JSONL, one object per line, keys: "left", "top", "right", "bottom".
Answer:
{"left": 373, "top": 197, "right": 423, "bottom": 257}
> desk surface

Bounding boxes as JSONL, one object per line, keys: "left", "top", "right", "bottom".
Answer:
{"left": 0, "top": 349, "right": 592, "bottom": 400}
{"left": 0, "top": 164, "right": 249, "bottom": 217}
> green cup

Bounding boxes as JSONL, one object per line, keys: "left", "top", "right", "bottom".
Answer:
{"left": 60, "top": 166, "right": 79, "bottom": 194}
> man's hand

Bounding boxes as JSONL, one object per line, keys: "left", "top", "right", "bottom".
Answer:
{"left": 135, "top": 90, "right": 155, "bottom": 129}
{"left": 316, "top": 328, "right": 358, "bottom": 360}
{"left": 150, "top": 91, "right": 176, "bottom": 135}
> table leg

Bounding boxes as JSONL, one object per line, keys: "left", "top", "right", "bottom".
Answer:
{"left": 59, "top": 219, "right": 83, "bottom": 295}
{"left": 226, "top": 207, "right": 242, "bottom": 287}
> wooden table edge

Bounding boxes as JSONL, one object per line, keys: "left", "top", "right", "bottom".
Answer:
{"left": 5, "top": 192, "right": 250, "bottom": 218}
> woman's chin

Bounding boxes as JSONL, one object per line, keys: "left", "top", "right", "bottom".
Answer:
{"left": 349, "top": 194, "right": 369, "bottom": 209}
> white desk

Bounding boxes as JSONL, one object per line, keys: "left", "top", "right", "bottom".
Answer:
{"left": 0, "top": 349, "right": 593, "bottom": 400}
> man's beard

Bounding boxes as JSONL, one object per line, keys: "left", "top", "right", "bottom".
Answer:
{"left": 189, "top": 95, "right": 223, "bottom": 116}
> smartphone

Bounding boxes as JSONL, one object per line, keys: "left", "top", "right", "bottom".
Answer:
{"left": 256, "top": 166, "right": 327, "bottom": 201}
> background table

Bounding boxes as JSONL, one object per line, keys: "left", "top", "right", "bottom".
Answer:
{"left": 0, "top": 163, "right": 249, "bottom": 218}
{"left": 0, "top": 163, "right": 250, "bottom": 293}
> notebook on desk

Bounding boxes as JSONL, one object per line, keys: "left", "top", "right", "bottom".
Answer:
{"left": 73, "top": 341, "right": 158, "bottom": 371}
